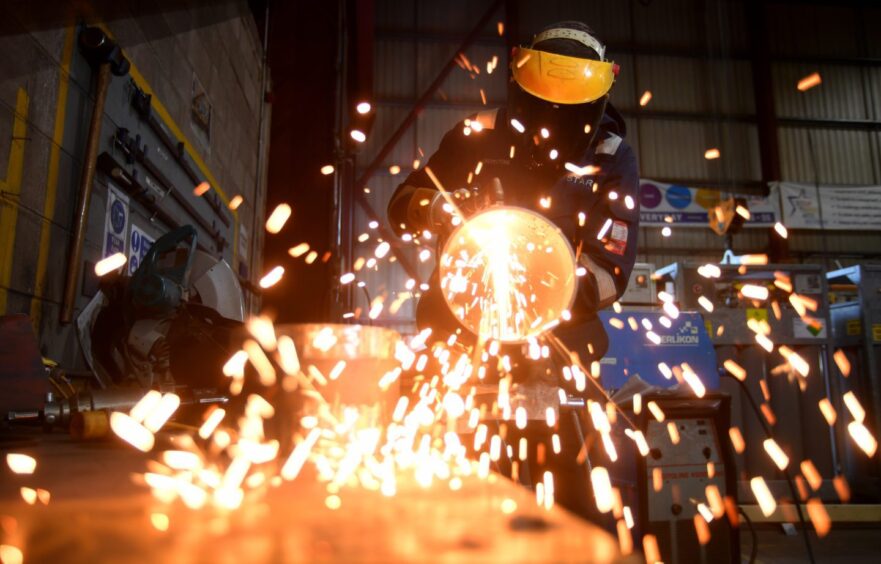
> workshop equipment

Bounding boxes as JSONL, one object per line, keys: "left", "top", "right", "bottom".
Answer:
{"left": 83, "top": 225, "right": 244, "bottom": 390}
{"left": 618, "top": 263, "right": 655, "bottom": 306}
{"left": 599, "top": 309, "right": 735, "bottom": 561}
{"left": 2, "top": 226, "right": 243, "bottom": 438}
{"left": 827, "top": 264, "right": 881, "bottom": 499}
{"left": 655, "top": 262, "right": 840, "bottom": 500}
{"left": 599, "top": 310, "right": 719, "bottom": 392}
{"left": 6, "top": 385, "right": 228, "bottom": 438}
{"left": 439, "top": 206, "right": 576, "bottom": 343}
{"left": 635, "top": 394, "right": 738, "bottom": 564}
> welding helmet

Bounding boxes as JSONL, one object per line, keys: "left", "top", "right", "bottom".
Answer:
{"left": 508, "top": 22, "right": 617, "bottom": 163}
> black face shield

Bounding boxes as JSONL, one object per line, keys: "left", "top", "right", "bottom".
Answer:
{"left": 507, "top": 82, "right": 608, "bottom": 165}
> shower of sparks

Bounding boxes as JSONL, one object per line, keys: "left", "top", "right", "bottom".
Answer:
{"left": 0, "top": 546, "right": 23, "bottom": 564}
{"left": 265, "top": 203, "right": 292, "bottom": 234}
{"left": 797, "top": 72, "right": 822, "bottom": 92}
{"left": 288, "top": 243, "right": 310, "bottom": 257}
{"left": 95, "top": 252, "right": 127, "bottom": 276}
{"left": 70, "top": 113, "right": 879, "bottom": 561}
{"left": 763, "top": 438, "right": 790, "bottom": 470}
{"left": 750, "top": 476, "right": 777, "bottom": 517}
{"left": 6, "top": 454, "right": 36, "bottom": 474}
{"left": 774, "top": 222, "right": 788, "bottom": 238}
{"left": 259, "top": 266, "right": 285, "bottom": 288}
{"left": 350, "top": 129, "right": 367, "bottom": 143}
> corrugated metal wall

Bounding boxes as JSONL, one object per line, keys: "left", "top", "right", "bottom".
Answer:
{"left": 355, "top": 0, "right": 881, "bottom": 331}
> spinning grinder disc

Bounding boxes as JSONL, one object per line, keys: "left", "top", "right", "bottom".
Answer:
{"left": 439, "top": 207, "right": 577, "bottom": 343}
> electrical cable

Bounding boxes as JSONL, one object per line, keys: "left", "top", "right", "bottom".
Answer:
{"left": 723, "top": 372, "right": 816, "bottom": 564}
{"left": 738, "top": 506, "right": 759, "bottom": 564}
{"left": 359, "top": 284, "right": 372, "bottom": 325}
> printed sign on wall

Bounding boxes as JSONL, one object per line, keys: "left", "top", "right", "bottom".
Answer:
{"left": 102, "top": 184, "right": 129, "bottom": 258}
{"left": 129, "top": 223, "right": 156, "bottom": 275}
{"left": 639, "top": 179, "right": 779, "bottom": 227}
{"left": 776, "top": 182, "right": 881, "bottom": 231}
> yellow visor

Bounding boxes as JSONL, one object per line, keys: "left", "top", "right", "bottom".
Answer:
{"left": 511, "top": 47, "right": 616, "bottom": 105}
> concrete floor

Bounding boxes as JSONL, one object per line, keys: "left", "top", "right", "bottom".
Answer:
{"left": 744, "top": 528, "right": 881, "bottom": 563}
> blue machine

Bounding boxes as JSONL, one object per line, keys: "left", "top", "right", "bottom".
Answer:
{"left": 598, "top": 310, "right": 719, "bottom": 391}
{"left": 599, "top": 309, "right": 736, "bottom": 564}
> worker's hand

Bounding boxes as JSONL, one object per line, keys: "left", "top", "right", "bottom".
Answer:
{"left": 426, "top": 189, "right": 481, "bottom": 233}
{"left": 428, "top": 178, "right": 505, "bottom": 234}
{"left": 451, "top": 188, "right": 484, "bottom": 217}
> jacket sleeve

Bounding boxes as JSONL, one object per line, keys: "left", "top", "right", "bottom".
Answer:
{"left": 580, "top": 143, "right": 640, "bottom": 309}
{"left": 548, "top": 142, "right": 639, "bottom": 312}
{"left": 387, "top": 124, "right": 479, "bottom": 237}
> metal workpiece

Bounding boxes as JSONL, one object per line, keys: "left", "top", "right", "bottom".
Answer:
{"left": 0, "top": 432, "right": 634, "bottom": 564}
{"left": 277, "top": 323, "right": 402, "bottom": 418}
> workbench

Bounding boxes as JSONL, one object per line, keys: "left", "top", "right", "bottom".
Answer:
{"left": 0, "top": 431, "right": 637, "bottom": 563}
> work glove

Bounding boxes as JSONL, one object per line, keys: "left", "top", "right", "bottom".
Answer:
{"left": 428, "top": 177, "right": 505, "bottom": 232}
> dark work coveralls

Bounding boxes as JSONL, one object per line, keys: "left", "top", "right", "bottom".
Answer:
{"left": 387, "top": 104, "right": 640, "bottom": 522}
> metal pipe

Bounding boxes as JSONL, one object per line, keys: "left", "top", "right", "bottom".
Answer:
{"left": 333, "top": 0, "right": 354, "bottom": 314}
{"left": 61, "top": 62, "right": 112, "bottom": 323}
{"left": 250, "top": 0, "right": 272, "bottom": 315}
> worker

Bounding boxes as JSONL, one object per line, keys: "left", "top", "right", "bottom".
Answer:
{"left": 387, "top": 21, "right": 639, "bottom": 522}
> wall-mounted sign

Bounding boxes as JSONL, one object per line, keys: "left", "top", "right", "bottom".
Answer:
{"left": 639, "top": 180, "right": 779, "bottom": 227}
{"left": 129, "top": 222, "right": 155, "bottom": 275}
{"left": 102, "top": 183, "right": 129, "bottom": 258}
{"left": 776, "top": 182, "right": 881, "bottom": 231}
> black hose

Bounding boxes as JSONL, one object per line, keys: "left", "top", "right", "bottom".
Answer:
{"left": 724, "top": 373, "right": 816, "bottom": 564}
{"left": 738, "top": 506, "right": 758, "bottom": 564}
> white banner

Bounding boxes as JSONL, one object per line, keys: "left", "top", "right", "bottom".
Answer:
{"left": 639, "top": 179, "right": 779, "bottom": 227}
{"left": 776, "top": 182, "right": 881, "bottom": 231}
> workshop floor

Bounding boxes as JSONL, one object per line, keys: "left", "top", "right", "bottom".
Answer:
{"left": 745, "top": 528, "right": 881, "bottom": 563}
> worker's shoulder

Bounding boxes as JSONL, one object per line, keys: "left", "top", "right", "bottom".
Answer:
{"left": 595, "top": 130, "right": 627, "bottom": 157}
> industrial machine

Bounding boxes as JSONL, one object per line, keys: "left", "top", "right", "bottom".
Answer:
{"left": 600, "top": 309, "right": 736, "bottom": 563}
{"left": 827, "top": 264, "right": 881, "bottom": 499}
{"left": 636, "top": 394, "right": 737, "bottom": 564}
{"left": 5, "top": 226, "right": 242, "bottom": 434}
{"left": 655, "top": 262, "right": 841, "bottom": 501}
{"left": 83, "top": 225, "right": 244, "bottom": 389}
{"left": 618, "top": 262, "right": 655, "bottom": 306}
